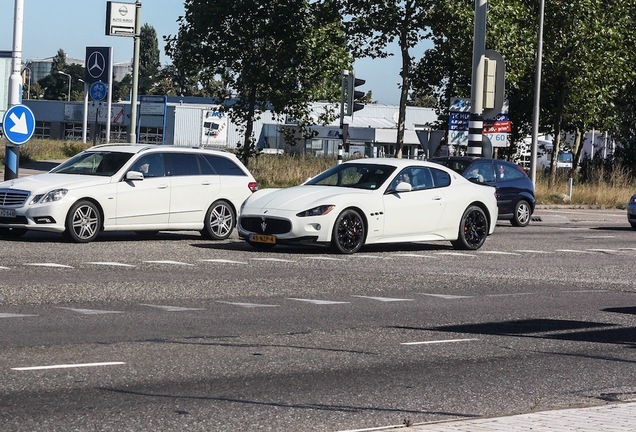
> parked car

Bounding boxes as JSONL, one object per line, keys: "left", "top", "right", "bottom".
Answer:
{"left": 430, "top": 157, "right": 535, "bottom": 227}
{"left": 0, "top": 144, "right": 258, "bottom": 242}
{"left": 238, "top": 158, "right": 498, "bottom": 254}
{"left": 628, "top": 194, "right": 636, "bottom": 230}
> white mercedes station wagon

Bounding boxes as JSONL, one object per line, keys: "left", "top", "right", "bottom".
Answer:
{"left": 0, "top": 144, "right": 258, "bottom": 242}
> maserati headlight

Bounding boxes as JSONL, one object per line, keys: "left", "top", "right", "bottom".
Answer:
{"left": 33, "top": 188, "right": 68, "bottom": 204}
{"left": 297, "top": 205, "right": 335, "bottom": 217}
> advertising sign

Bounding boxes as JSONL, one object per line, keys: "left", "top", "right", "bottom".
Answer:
{"left": 106, "top": 2, "right": 137, "bottom": 37}
{"left": 448, "top": 97, "right": 510, "bottom": 148}
{"left": 201, "top": 109, "right": 228, "bottom": 147}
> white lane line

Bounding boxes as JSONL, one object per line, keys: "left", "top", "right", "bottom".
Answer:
{"left": 216, "top": 301, "right": 279, "bottom": 308}
{"left": 304, "top": 257, "right": 347, "bottom": 261}
{"left": 12, "top": 362, "right": 126, "bottom": 371}
{"left": 393, "top": 253, "right": 437, "bottom": 258}
{"left": 140, "top": 304, "right": 206, "bottom": 312}
{"left": 586, "top": 249, "right": 618, "bottom": 253}
{"left": 419, "top": 293, "right": 473, "bottom": 299}
{"left": 479, "top": 251, "right": 521, "bottom": 256}
{"left": 57, "top": 307, "right": 124, "bottom": 315}
{"left": 485, "top": 292, "right": 535, "bottom": 297}
{"left": 401, "top": 338, "right": 478, "bottom": 346}
{"left": 563, "top": 289, "right": 607, "bottom": 293}
{"left": 0, "top": 313, "right": 38, "bottom": 318}
{"left": 515, "top": 250, "right": 552, "bottom": 254}
{"left": 582, "top": 235, "right": 616, "bottom": 239}
{"left": 352, "top": 295, "right": 413, "bottom": 302}
{"left": 25, "top": 263, "right": 74, "bottom": 268}
{"left": 433, "top": 252, "right": 477, "bottom": 257}
{"left": 286, "top": 298, "right": 351, "bottom": 305}
{"left": 143, "top": 260, "right": 194, "bottom": 265}
{"left": 251, "top": 258, "right": 295, "bottom": 263}
{"left": 555, "top": 249, "right": 593, "bottom": 253}
{"left": 86, "top": 262, "right": 136, "bottom": 267}
{"left": 201, "top": 259, "right": 248, "bottom": 264}
{"left": 353, "top": 255, "right": 392, "bottom": 259}
{"left": 0, "top": 266, "right": 10, "bottom": 270}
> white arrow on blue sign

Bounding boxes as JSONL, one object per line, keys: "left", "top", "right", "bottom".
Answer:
{"left": 2, "top": 104, "right": 36, "bottom": 146}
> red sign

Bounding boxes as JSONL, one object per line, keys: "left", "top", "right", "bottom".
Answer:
{"left": 483, "top": 120, "right": 511, "bottom": 133}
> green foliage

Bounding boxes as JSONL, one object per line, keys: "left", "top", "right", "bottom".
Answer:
{"left": 342, "top": 0, "right": 433, "bottom": 157}
{"left": 165, "top": 0, "right": 350, "bottom": 166}
{"left": 139, "top": 24, "right": 161, "bottom": 95}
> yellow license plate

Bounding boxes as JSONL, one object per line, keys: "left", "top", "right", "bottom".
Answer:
{"left": 249, "top": 234, "right": 276, "bottom": 244}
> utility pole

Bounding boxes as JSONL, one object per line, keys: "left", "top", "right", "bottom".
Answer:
{"left": 4, "top": 0, "right": 24, "bottom": 180}
{"left": 468, "top": 0, "right": 487, "bottom": 158}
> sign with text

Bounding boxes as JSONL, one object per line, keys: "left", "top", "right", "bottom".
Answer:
{"left": 106, "top": 2, "right": 137, "bottom": 37}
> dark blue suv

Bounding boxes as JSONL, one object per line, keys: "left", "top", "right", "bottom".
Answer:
{"left": 430, "top": 157, "right": 536, "bottom": 227}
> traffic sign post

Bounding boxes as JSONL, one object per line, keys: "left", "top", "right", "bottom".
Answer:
{"left": 2, "top": 104, "right": 35, "bottom": 180}
{"left": 89, "top": 81, "right": 108, "bottom": 102}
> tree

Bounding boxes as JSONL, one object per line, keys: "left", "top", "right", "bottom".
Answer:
{"left": 342, "top": 0, "right": 432, "bottom": 158}
{"left": 37, "top": 49, "right": 88, "bottom": 102}
{"left": 412, "top": 0, "right": 636, "bottom": 184}
{"left": 139, "top": 24, "right": 161, "bottom": 95}
{"left": 165, "top": 0, "right": 349, "bottom": 166}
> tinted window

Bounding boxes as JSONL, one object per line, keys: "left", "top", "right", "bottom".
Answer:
{"left": 496, "top": 162, "right": 526, "bottom": 181}
{"left": 166, "top": 153, "right": 200, "bottom": 176}
{"left": 469, "top": 161, "right": 495, "bottom": 182}
{"left": 203, "top": 154, "right": 246, "bottom": 176}
{"left": 131, "top": 153, "right": 165, "bottom": 178}
{"left": 430, "top": 168, "right": 451, "bottom": 187}
{"left": 197, "top": 155, "right": 216, "bottom": 175}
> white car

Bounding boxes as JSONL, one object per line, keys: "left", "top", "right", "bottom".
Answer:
{"left": 0, "top": 144, "right": 258, "bottom": 242}
{"left": 238, "top": 158, "right": 498, "bottom": 254}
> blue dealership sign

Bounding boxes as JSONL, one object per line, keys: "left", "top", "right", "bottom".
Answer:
{"left": 2, "top": 104, "right": 35, "bottom": 146}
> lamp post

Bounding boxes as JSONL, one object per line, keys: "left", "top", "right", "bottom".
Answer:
{"left": 57, "top": 70, "right": 71, "bottom": 101}
{"left": 21, "top": 66, "right": 31, "bottom": 99}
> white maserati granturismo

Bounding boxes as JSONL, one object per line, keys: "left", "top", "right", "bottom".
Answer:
{"left": 238, "top": 158, "right": 498, "bottom": 254}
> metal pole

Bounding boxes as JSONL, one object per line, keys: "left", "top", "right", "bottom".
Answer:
{"left": 338, "top": 70, "right": 348, "bottom": 164}
{"left": 468, "top": 0, "right": 487, "bottom": 157}
{"left": 4, "top": 0, "right": 24, "bottom": 181}
{"left": 128, "top": 0, "right": 141, "bottom": 143}
{"left": 106, "top": 48, "right": 113, "bottom": 143}
{"left": 81, "top": 80, "right": 88, "bottom": 143}
{"left": 530, "top": 0, "right": 545, "bottom": 187}
{"left": 58, "top": 71, "right": 71, "bottom": 101}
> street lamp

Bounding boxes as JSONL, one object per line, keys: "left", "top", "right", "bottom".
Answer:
{"left": 21, "top": 66, "right": 31, "bottom": 99}
{"left": 57, "top": 70, "right": 71, "bottom": 101}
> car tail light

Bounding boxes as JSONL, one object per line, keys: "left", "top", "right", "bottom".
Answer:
{"left": 248, "top": 181, "right": 259, "bottom": 192}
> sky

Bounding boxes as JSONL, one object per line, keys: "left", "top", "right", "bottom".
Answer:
{"left": 1, "top": 1, "right": 431, "bottom": 105}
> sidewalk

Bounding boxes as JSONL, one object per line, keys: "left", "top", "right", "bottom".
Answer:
{"left": 357, "top": 401, "right": 636, "bottom": 432}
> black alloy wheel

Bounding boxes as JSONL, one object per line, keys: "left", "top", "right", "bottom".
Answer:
{"left": 332, "top": 208, "right": 365, "bottom": 254}
{"left": 451, "top": 205, "right": 488, "bottom": 250}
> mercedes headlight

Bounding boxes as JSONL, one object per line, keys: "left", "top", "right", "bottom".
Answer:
{"left": 32, "top": 188, "right": 68, "bottom": 204}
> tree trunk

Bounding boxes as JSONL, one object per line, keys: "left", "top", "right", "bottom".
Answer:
{"left": 570, "top": 127, "right": 583, "bottom": 178}
{"left": 242, "top": 86, "right": 258, "bottom": 167}
{"left": 393, "top": 4, "right": 412, "bottom": 159}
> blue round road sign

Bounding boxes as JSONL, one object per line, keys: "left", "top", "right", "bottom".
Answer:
{"left": 2, "top": 104, "right": 35, "bottom": 146}
{"left": 90, "top": 81, "right": 108, "bottom": 101}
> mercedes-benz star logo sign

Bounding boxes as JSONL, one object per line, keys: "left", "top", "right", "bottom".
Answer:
{"left": 87, "top": 51, "right": 106, "bottom": 79}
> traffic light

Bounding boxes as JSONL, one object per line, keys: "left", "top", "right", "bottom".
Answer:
{"left": 346, "top": 74, "right": 366, "bottom": 116}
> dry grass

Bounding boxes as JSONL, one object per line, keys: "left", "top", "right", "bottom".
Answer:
{"left": 2, "top": 138, "right": 633, "bottom": 207}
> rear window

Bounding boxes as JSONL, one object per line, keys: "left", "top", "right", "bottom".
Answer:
{"left": 203, "top": 154, "right": 247, "bottom": 176}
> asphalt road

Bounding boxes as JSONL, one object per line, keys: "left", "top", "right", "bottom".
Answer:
{"left": 0, "top": 208, "right": 634, "bottom": 431}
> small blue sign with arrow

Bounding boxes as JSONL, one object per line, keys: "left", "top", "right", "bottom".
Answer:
{"left": 2, "top": 104, "right": 35, "bottom": 146}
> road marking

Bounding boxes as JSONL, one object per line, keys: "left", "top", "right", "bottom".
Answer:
{"left": 140, "top": 304, "right": 206, "bottom": 312}
{"left": 0, "top": 266, "right": 10, "bottom": 270}
{"left": 352, "top": 295, "right": 413, "bottom": 302}
{"left": 586, "top": 249, "right": 618, "bottom": 254}
{"left": 201, "top": 259, "right": 248, "bottom": 264}
{"left": 401, "top": 338, "right": 478, "bottom": 346}
{"left": 12, "top": 362, "right": 125, "bottom": 371}
{"left": 433, "top": 252, "right": 477, "bottom": 257}
{"left": 555, "top": 249, "right": 593, "bottom": 253}
{"left": 286, "top": 298, "right": 350, "bottom": 305}
{"left": 563, "top": 289, "right": 607, "bottom": 293}
{"left": 479, "top": 251, "right": 521, "bottom": 256}
{"left": 57, "top": 307, "right": 124, "bottom": 315}
{"left": 419, "top": 293, "right": 473, "bottom": 299}
{"left": 582, "top": 235, "right": 616, "bottom": 239}
{"left": 0, "top": 313, "right": 37, "bottom": 318}
{"left": 393, "top": 253, "right": 437, "bottom": 258}
{"left": 216, "top": 301, "right": 279, "bottom": 308}
{"left": 486, "top": 292, "right": 535, "bottom": 297}
{"left": 25, "top": 263, "right": 74, "bottom": 268}
{"left": 86, "top": 262, "right": 135, "bottom": 267}
{"left": 515, "top": 250, "right": 552, "bottom": 254}
{"left": 619, "top": 248, "right": 636, "bottom": 251}
{"left": 143, "top": 260, "right": 194, "bottom": 265}
{"left": 251, "top": 258, "right": 296, "bottom": 263}
{"left": 304, "top": 256, "right": 347, "bottom": 261}
{"left": 354, "top": 255, "right": 392, "bottom": 259}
